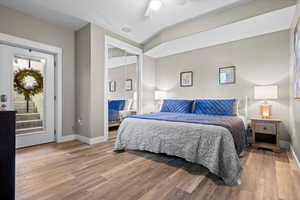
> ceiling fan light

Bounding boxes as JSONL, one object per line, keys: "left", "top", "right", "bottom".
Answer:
{"left": 149, "top": 0, "right": 162, "bottom": 11}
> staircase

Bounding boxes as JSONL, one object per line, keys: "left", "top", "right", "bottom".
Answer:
{"left": 14, "top": 94, "right": 43, "bottom": 134}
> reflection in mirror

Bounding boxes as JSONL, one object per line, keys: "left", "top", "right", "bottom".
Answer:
{"left": 107, "top": 45, "right": 139, "bottom": 138}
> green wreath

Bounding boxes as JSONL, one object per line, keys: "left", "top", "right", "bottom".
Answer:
{"left": 14, "top": 68, "right": 43, "bottom": 102}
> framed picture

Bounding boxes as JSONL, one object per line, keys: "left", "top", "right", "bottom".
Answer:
{"left": 109, "top": 80, "right": 116, "bottom": 92}
{"left": 180, "top": 71, "right": 193, "bottom": 87}
{"left": 294, "top": 17, "right": 300, "bottom": 99}
{"left": 125, "top": 79, "right": 133, "bottom": 91}
{"left": 219, "top": 66, "right": 236, "bottom": 85}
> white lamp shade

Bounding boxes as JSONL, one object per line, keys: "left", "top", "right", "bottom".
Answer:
{"left": 155, "top": 91, "right": 166, "bottom": 100}
{"left": 254, "top": 85, "right": 278, "bottom": 100}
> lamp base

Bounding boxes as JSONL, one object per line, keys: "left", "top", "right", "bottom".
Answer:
{"left": 155, "top": 100, "right": 163, "bottom": 112}
{"left": 260, "top": 103, "right": 272, "bottom": 119}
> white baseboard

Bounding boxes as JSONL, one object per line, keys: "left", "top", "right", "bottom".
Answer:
{"left": 88, "top": 136, "right": 108, "bottom": 145}
{"left": 57, "top": 134, "right": 108, "bottom": 145}
{"left": 76, "top": 135, "right": 108, "bottom": 145}
{"left": 57, "top": 134, "right": 76, "bottom": 143}
{"left": 75, "top": 135, "right": 91, "bottom": 144}
{"left": 290, "top": 144, "right": 300, "bottom": 174}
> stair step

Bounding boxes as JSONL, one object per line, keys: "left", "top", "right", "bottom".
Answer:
{"left": 14, "top": 100, "right": 34, "bottom": 105}
{"left": 16, "top": 107, "right": 37, "bottom": 114}
{"left": 14, "top": 103, "right": 35, "bottom": 110}
{"left": 16, "top": 127, "right": 44, "bottom": 135}
{"left": 16, "top": 119, "right": 43, "bottom": 129}
{"left": 14, "top": 96, "right": 27, "bottom": 101}
{"left": 16, "top": 113, "right": 40, "bottom": 121}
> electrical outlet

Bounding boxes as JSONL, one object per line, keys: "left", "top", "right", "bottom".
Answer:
{"left": 78, "top": 118, "right": 83, "bottom": 126}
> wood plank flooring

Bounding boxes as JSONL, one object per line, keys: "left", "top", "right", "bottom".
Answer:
{"left": 16, "top": 131, "right": 300, "bottom": 200}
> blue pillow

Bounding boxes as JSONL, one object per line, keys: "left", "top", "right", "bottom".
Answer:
{"left": 194, "top": 99, "right": 236, "bottom": 116}
{"left": 109, "top": 100, "right": 125, "bottom": 111}
{"left": 160, "top": 99, "right": 194, "bottom": 113}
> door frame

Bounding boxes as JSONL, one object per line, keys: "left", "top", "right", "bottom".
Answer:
{"left": 104, "top": 36, "right": 143, "bottom": 139}
{"left": 0, "top": 32, "right": 63, "bottom": 143}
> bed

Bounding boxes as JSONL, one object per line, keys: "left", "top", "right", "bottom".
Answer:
{"left": 114, "top": 98, "right": 248, "bottom": 185}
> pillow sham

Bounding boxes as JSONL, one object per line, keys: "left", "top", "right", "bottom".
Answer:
{"left": 194, "top": 99, "right": 237, "bottom": 116}
{"left": 160, "top": 99, "right": 194, "bottom": 113}
{"left": 109, "top": 100, "right": 126, "bottom": 111}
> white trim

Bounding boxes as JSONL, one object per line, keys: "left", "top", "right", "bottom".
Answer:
{"left": 57, "top": 134, "right": 108, "bottom": 145}
{"left": 76, "top": 135, "right": 108, "bottom": 145}
{"left": 290, "top": 144, "right": 300, "bottom": 174}
{"left": 104, "top": 36, "right": 144, "bottom": 140}
{"left": 0, "top": 32, "right": 63, "bottom": 143}
{"left": 76, "top": 135, "right": 91, "bottom": 144}
{"left": 57, "top": 135, "right": 76, "bottom": 143}
{"left": 88, "top": 136, "right": 108, "bottom": 145}
{"left": 104, "top": 39, "right": 109, "bottom": 140}
{"left": 138, "top": 54, "right": 144, "bottom": 114}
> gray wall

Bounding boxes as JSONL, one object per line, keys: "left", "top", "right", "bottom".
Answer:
{"left": 290, "top": 1, "right": 300, "bottom": 160}
{"left": 0, "top": 5, "right": 76, "bottom": 136}
{"left": 75, "top": 24, "right": 91, "bottom": 138}
{"left": 143, "top": 56, "right": 156, "bottom": 114}
{"left": 155, "top": 31, "right": 291, "bottom": 141}
{"left": 144, "top": 0, "right": 295, "bottom": 51}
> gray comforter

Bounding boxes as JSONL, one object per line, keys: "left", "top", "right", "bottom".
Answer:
{"left": 114, "top": 118, "right": 242, "bottom": 185}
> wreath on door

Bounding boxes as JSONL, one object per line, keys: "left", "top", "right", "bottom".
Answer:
{"left": 14, "top": 69, "right": 43, "bottom": 112}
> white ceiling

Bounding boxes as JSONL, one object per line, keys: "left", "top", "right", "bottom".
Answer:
{"left": 0, "top": 0, "right": 251, "bottom": 43}
{"left": 145, "top": 6, "right": 295, "bottom": 58}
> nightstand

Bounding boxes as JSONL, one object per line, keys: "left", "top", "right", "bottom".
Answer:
{"left": 119, "top": 110, "right": 137, "bottom": 121}
{"left": 250, "top": 117, "right": 281, "bottom": 152}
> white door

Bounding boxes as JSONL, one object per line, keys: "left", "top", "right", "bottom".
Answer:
{"left": 0, "top": 45, "right": 55, "bottom": 148}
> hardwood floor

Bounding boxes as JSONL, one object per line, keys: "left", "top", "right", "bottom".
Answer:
{"left": 16, "top": 132, "right": 300, "bottom": 200}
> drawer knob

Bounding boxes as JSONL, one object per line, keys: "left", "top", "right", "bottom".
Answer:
{"left": 263, "top": 127, "right": 267, "bottom": 130}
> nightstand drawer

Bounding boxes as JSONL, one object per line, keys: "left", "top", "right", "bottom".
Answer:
{"left": 254, "top": 123, "right": 276, "bottom": 135}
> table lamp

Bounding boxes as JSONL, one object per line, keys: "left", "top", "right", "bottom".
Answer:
{"left": 254, "top": 85, "right": 278, "bottom": 119}
{"left": 155, "top": 91, "right": 166, "bottom": 112}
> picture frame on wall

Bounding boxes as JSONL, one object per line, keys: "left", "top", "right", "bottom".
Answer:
{"left": 294, "top": 17, "right": 300, "bottom": 99}
{"left": 125, "top": 79, "right": 133, "bottom": 91}
{"left": 109, "top": 80, "right": 116, "bottom": 92}
{"left": 219, "top": 66, "right": 236, "bottom": 85}
{"left": 180, "top": 71, "right": 193, "bottom": 87}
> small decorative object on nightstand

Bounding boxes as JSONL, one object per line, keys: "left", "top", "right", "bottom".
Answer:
{"left": 254, "top": 85, "right": 278, "bottom": 119}
{"left": 251, "top": 117, "right": 281, "bottom": 152}
{"left": 154, "top": 90, "right": 166, "bottom": 112}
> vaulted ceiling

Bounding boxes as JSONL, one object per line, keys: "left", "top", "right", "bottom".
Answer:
{"left": 0, "top": 0, "right": 253, "bottom": 43}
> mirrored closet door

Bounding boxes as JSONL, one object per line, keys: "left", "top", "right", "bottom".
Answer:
{"left": 106, "top": 42, "right": 141, "bottom": 139}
